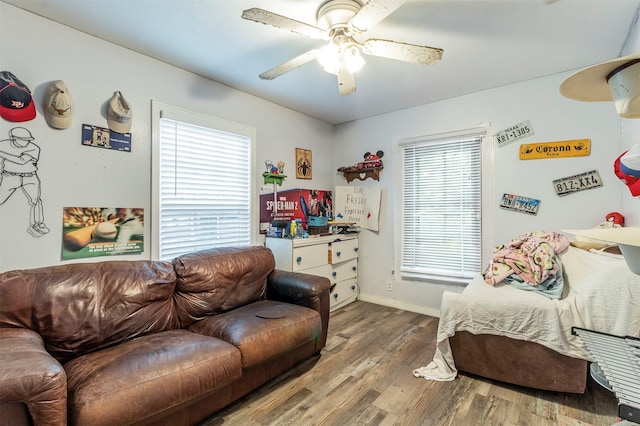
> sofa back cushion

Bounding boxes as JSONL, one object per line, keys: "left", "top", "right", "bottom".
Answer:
{"left": 0, "top": 260, "right": 178, "bottom": 363}
{"left": 173, "top": 246, "right": 275, "bottom": 327}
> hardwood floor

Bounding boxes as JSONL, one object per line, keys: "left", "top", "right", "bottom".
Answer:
{"left": 200, "top": 301, "right": 619, "bottom": 426}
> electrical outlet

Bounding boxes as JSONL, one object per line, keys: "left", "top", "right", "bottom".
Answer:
{"left": 386, "top": 281, "right": 393, "bottom": 291}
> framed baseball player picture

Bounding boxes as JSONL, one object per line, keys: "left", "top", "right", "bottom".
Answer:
{"left": 296, "top": 148, "right": 312, "bottom": 179}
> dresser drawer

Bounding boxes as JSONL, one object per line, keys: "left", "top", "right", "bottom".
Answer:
{"left": 304, "top": 264, "right": 333, "bottom": 280}
{"left": 292, "top": 243, "right": 328, "bottom": 271}
{"left": 329, "top": 238, "right": 359, "bottom": 264}
{"left": 332, "top": 258, "right": 357, "bottom": 282}
{"left": 330, "top": 277, "right": 358, "bottom": 310}
{"left": 305, "top": 258, "right": 357, "bottom": 284}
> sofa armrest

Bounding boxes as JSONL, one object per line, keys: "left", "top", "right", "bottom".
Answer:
{"left": 266, "top": 270, "right": 331, "bottom": 350}
{"left": 0, "top": 328, "right": 67, "bottom": 426}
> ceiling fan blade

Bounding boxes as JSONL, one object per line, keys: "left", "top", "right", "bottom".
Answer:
{"left": 242, "top": 8, "right": 328, "bottom": 40}
{"left": 337, "top": 63, "right": 356, "bottom": 96}
{"left": 259, "top": 49, "right": 320, "bottom": 80}
{"left": 362, "top": 39, "right": 443, "bottom": 65}
{"left": 349, "top": 0, "right": 407, "bottom": 33}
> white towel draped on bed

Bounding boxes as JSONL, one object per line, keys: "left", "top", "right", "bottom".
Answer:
{"left": 413, "top": 246, "right": 640, "bottom": 381}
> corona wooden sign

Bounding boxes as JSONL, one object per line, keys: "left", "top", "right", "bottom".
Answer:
{"left": 519, "top": 139, "right": 590, "bottom": 160}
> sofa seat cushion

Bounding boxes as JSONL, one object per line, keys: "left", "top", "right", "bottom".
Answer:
{"left": 189, "top": 300, "right": 322, "bottom": 369}
{"left": 64, "top": 329, "right": 241, "bottom": 425}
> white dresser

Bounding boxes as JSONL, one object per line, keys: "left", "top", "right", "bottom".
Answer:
{"left": 266, "top": 234, "right": 359, "bottom": 312}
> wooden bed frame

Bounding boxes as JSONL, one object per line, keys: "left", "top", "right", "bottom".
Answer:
{"left": 449, "top": 331, "right": 588, "bottom": 393}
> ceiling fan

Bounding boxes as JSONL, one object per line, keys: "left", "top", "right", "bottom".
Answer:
{"left": 241, "top": 0, "right": 444, "bottom": 96}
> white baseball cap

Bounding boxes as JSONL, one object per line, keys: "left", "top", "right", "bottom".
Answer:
{"left": 619, "top": 144, "right": 640, "bottom": 178}
{"left": 107, "top": 91, "right": 132, "bottom": 134}
{"left": 44, "top": 80, "right": 73, "bottom": 129}
{"left": 559, "top": 52, "right": 640, "bottom": 118}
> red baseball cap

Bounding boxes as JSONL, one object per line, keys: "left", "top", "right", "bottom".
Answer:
{"left": 0, "top": 71, "right": 36, "bottom": 122}
{"left": 614, "top": 150, "right": 640, "bottom": 196}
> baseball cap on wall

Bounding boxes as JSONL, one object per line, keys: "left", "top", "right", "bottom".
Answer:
{"left": 107, "top": 91, "right": 132, "bottom": 134}
{"left": 44, "top": 80, "right": 74, "bottom": 129}
{"left": 0, "top": 71, "right": 36, "bottom": 122}
{"left": 614, "top": 149, "right": 640, "bottom": 196}
{"left": 619, "top": 144, "right": 640, "bottom": 178}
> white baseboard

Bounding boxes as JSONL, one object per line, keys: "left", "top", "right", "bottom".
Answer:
{"left": 356, "top": 294, "right": 441, "bottom": 318}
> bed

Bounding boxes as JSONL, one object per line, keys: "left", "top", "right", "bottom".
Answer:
{"left": 414, "top": 244, "right": 640, "bottom": 393}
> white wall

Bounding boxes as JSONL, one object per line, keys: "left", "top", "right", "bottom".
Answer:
{"left": 2, "top": 3, "right": 637, "bottom": 317}
{"left": 0, "top": 3, "right": 335, "bottom": 271}
{"left": 334, "top": 71, "right": 625, "bottom": 316}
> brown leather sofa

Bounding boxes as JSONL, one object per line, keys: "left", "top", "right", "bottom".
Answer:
{"left": 0, "top": 246, "right": 330, "bottom": 426}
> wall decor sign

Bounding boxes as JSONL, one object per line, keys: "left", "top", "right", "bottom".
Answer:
{"left": 495, "top": 120, "right": 534, "bottom": 147}
{"left": 553, "top": 170, "right": 603, "bottom": 196}
{"left": 499, "top": 193, "right": 540, "bottom": 215}
{"left": 81, "top": 123, "right": 131, "bottom": 152}
{"left": 61, "top": 207, "right": 144, "bottom": 260}
{"left": 334, "top": 185, "right": 382, "bottom": 231}
{"left": 519, "top": 139, "right": 590, "bottom": 160}
{"left": 295, "top": 148, "right": 312, "bottom": 179}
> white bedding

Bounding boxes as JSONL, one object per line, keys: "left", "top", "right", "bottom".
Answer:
{"left": 413, "top": 246, "right": 640, "bottom": 381}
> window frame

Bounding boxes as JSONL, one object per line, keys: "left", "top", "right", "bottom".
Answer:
{"left": 150, "top": 100, "right": 258, "bottom": 260}
{"left": 394, "top": 126, "right": 494, "bottom": 285}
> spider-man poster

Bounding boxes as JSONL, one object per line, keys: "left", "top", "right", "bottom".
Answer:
{"left": 259, "top": 188, "right": 332, "bottom": 233}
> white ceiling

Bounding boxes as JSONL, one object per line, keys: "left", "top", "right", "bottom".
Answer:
{"left": 5, "top": 0, "right": 639, "bottom": 125}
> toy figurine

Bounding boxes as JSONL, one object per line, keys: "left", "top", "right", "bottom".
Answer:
{"left": 265, "top": 160, "right": 281, "bottom": 174}
{"left": 337, "top": 150, "right": 384, "bottom": 172}
{"left": 357, "top": 150, "right": 384, "bottom": 169}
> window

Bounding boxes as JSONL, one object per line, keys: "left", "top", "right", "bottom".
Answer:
{"left": 398, "top": 128, "right": 486, "bottom": 284}
{"left": 151, "top": 101, "right": 256, "bottom": 260}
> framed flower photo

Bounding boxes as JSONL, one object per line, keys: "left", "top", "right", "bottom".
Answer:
{"left": 296, "top": 148, "right": 312, "bottom": 179}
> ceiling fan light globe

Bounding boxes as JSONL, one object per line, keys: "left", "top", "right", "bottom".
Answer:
{"left": 323, "top": 64, "right": 340, "bottom": 75}
{"left": 318, "top": 43, "right": 341, "bottom": 75}
{"left": 344, "top": 46, "right": 365, "bottom": 73}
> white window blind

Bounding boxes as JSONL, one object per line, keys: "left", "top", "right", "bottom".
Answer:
{"left": 400, "top": 131, "right": 483, "bottom": 283}
{"left": 156, "top": 114, "right": 252, "bottom": 260}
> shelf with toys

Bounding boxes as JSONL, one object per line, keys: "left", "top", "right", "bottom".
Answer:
{"left": 337, "top": 150, "right": 384, "bottom": 183}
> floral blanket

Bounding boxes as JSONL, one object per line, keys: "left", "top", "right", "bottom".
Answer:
{"left": 483, "top": 231, "right": 569, "bottom": 287}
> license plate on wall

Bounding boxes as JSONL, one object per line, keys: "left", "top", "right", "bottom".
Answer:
{"left": 553, "top": 170, "right": 602, "bottom": 196}
{"left": 495, "top": 120, "right": 534, "bottom": 147}
{"left": 499, "top": 193, "right": 540, "bottom": 215}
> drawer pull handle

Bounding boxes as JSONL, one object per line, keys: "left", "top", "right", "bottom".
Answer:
{"left": 352, "top": 266, "right": 357, "bottom": 271}
{"left": 333, "top": 293, "right": 339, "bottom": 299}
{"left": 332, "top": 272, "right": 337, "bottom": 277}
{"left": 336, "top": 251, "right": 341, "bottom": 257}
{"left": 296, "top": 256, "right": 302, "bottom": 263}
{"left": 354, "top": 247, "right": 358, "bottom": 252}
{"left": 351, "top": 285, "right": 356, "bottom": 290}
